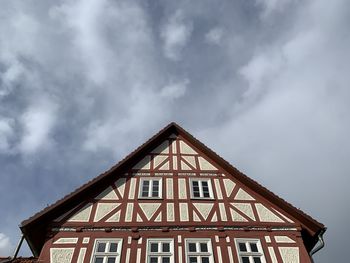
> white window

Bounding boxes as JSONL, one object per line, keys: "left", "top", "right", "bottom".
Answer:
{"left": 190, "top": 179, "right": 213, "bottom": 199}
{"left": 139, "top": 178, "right": 162, "bottom": 198}
{"left": 147, "top": 238, "right": 174, "bottom": 263}
{"left": 185, "top": 238, "right": 214, "bottom": 263}
{"left": 235, "top": 239, "right": 266, "bottom": 263}
{"left": 91, "top": 239, "right": 123, "bottom": 263}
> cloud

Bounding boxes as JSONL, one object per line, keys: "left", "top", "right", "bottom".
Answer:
{"left": 0, "top": 118, "right": 14, "bottom": 153}
{"left": 0, "top": 233, "right": 12, "bottom": 256}
{"left": 160, "top": 10, "right": 193, "bottom": 61}
{"left": 205, "top": 27, "right": 224, "bottom": 45}
{"left": 160, "top": 79, "right": 189, "bottom": 99}
{"left": 255, "top": 0, "right": 296, "bottom": 18}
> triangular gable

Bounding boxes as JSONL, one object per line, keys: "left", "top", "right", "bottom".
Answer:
{"left": 20, "top": 122, "right": 325, "bottom": 256}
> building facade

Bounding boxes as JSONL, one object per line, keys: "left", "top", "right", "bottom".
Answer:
{"left": 20, "top": 123, "right": 325, "bottom": 263}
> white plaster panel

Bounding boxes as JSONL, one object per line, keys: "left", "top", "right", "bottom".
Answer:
{"left": 77, "top": 248, "right": 86, "bottom": 263}
{"left": 151, "top": 141, "right": 169, "bottom": 154}
{"left": 214, "top": 179, "right": 223, "bottom": 199}
{"left": 178, "top": 235, "right": 182, "bottom": 243}
{"left": 182, "top": 156, "right": 197, "bottom": 169}
{"left": 95, "top": 186, "right": 118, "bottom": 200}
{"left": 159, "top": 161, "right": 170, "bottom": 170}
{"left": 226, "top": 237, "right": 231, "bottom": 243}
{"left": 193, "top": 211, "right": 201, "bottom": 222}
{"left": 53, "top": 238, "right": 78, "bottom": 244}
{"left": 125, "top": 203, "right": 134, "bottom": 222}
{"left": 219, "top": 203, "right": 227, "bottom": 221}
{"left": 166, "top": 178, "right": 174, "bottom": 199}
{"left": 155, "top": 213, "right": 162, "bottom": 222}
{"left": 193, "top": 203, "right": 214, "bottom": 220}
{"left": 279, "top": 247, "right": 300, "bottom": 263}
{"left": 255, "top": 204, "right": 284, "bottom": 223}
{"left": 173, "top": 156, "right": 178, "bottom": 170}
{"left": 275, "top": 236, "right": 296, "bottom": 243}
{"left": 180, "top": 160, "right": 192, "bottom": 170}
{"left": 128, "top": 237, "right": 132, "bottom": 244}
{"left": 265, "top": 236, "right": 271, "bottom": 243}
{"left": 230, "top": 208, "right": 248, "bottom": 222}
{"left": 223, "top": 179, "right": 236, "bottom": 197}
{"left": 68, "top": 203, "right": 92, "bottom": 222}
{"left": 94, "top": 203, "right": 120, "bottom": 222}
{"left": 106, "top": 210, "right": 120, "bottom": 222}
{"left": 231, "top": 203, "right": 255, "bottom": 221}
{"left": 215, "top": 236, "right": 219, "bottom": 243}
{"left": 198, "top": 157, "right": 217, "bottom": 170}
{"left": 133, "top": 156, "right": 151, "bottom": 170}
{"left": 82, "top": 237, "right": 90, "bottom": 244}
{"left": 227, "top": 246, "right": 234, "bottom": 262}
{"left": 115, "top": 178, "right": 126, "bottom": 197}
{"left": 137, "top": 213, "right": 143, "bottom": 222}
{"left": 171, "top": 139, "right": 177, "bottom": 154}
{"left": 126, "top": 248, "right": 131, "bottom": 262}
{"left": 136, "top": 248, "right": 141, "bottom": 263}
{"left": 178, "top": 246, "right": 183, "bottom": 263}
{"left": 180, "top": 203, "right": 189, "bottom": 221}
{"left": 268, "top": 247, "right": 278, "bottom": 263}
{"left": 167, "top": 203, "right": 175, "bottom": 221}
{"left": 54, "top": 205, "right": 79, "bottom": 222}
{"left": 273, "top": 208, "right": 294, "bottom": 223}
{"left": 234, "top": 188, "right": 255, "bottom": 201}
{"left": 50, "top": 248, "right": 74, "bottom": 263}
{"left": 212, "top": 212, "right": 217, "bottom": 222}
{"left": 128, "top": 178, "right": 136, "bottom": 199}
{"left": 178, "top": 178, "right": 187, "bottom": 199}
{"left": 217, "top": 247, "right": 223, "bottom": 263}
{"left": 179, "top": 140, "right": 197, "bottom": 154}
{"left": 139, "top": 203, "right": 161, "bottom": 220}
{"left": 154, "top": 155, "right": 168, "bottom": 169}
{"left": 138, "top": 237, "right": 143, "bottom": 244}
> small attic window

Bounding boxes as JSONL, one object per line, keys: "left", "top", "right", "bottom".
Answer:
{"left": 139, "top": 178, "right": 162, "bottom": 199}
{"left": 91, "top": 239, "right": 123, "bottom": 263}
{"left": 190, "top": 178, "right": 213, "bottom": 199}
{"left": 235, "top": 239, "right": 266, "bottom": 263}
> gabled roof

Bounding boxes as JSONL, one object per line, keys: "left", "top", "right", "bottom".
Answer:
{"left": 20, "top": 122, "right": 325, "bottom": 256}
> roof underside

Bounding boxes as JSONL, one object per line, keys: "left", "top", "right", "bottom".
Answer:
{"left": 20, "top": 122, "right": 325, "bottom": 256}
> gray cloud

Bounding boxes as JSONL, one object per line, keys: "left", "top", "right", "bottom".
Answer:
{"left": 0, "top": 0, "right": 349, "bottom": 261}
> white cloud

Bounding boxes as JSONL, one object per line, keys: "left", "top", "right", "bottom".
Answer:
{"left": 161, "top": 10, "right": 193, "bottom": 61}
{"left": 18, "top": 100, "right": 58, "bottom": 155}
{"left": 205, "top": 27, "right": 224, "bottom": 45}
{"left": 160, "top": 79, "right": 189, "bottom": 99}
{"left": 255, "top": 0, "right": 296, "bottom": 18}
{"left": 0, "top": 119, "right": 14, "bottom": 153}
{"left": 0, "top": 233, "right": 12, "bottom": 256}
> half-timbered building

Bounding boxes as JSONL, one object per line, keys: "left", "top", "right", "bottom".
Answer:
{"left": 19, "top": 123, "right": 325, "bottom": 263}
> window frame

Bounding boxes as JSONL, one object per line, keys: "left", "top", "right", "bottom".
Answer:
{"left": 90, "top": 238, "right": 123, "bottom": 263}
{"left": 189, "top": 178, "right": 214, "bottom": 199}
{"left": 185, "top": 238, "right": 214, "bottom": 263}
{"left": 139, "top": 178, "right": 163, "bottom": 199}
{"left": 146, "top": 238, "right": 174, "bottom": 263}
{"left": 234, "top": 238, "right": 266, "bottom": 263}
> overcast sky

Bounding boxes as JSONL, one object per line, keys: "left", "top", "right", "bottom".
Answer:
{"left": 0, "top": 0, "right": 349, "bottom": 261}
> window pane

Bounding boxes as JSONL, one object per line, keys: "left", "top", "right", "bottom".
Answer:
{"left": 200, "top": 243, "right": 208, "bottom": 252}
{"left": 189, "top": 257, "right": 198, "bottom": 263}
{"left": 250, "top": 243, "right": 258, "bottom": 252}
{"left": 189, "top": 243, "right": 197, "bottom": 252}
{"left": 109, "top": 243, "right": 118, "bottom": 252}
{"left": 162, "top": 257, "right": 170, "bottom": 263}
{"left": 94, "top": 257, "right": 104, "bottom": 263}
{"left": 162, "top": 243, "right": 170, "bottom": 252}
{"left": 107, "top": 257, "right": 116, "bottom": 263}
{"left": 202, "top": 181, "right": 210, "bottom": 197}
{"left": 202, "top": 257, "right": 210, "bottom": 263}
{"left": 151, "top": 243, "right": 158, "bottom": 252}
{"left": 239, "top": 243, "right": 247, "bottom": 252}
{"left": 242, "top": 257, "right": 250, "bottom": 263}
{"left": 150, "top": 257, "right": 158, "bottom": 263}
{"left": 97, "top": 242, "right": 106, "bottom": 252}
{"left": 142, "top": 181, "right": 150, "bottom": 197}
{"left": 253, "top": 257, "right": 262, "bottom": 263}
